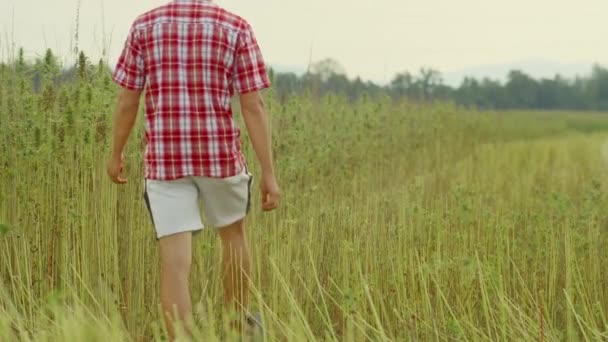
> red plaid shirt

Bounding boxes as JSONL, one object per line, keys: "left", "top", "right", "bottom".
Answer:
{"left": 113, "top": 0, "right": 270, "bottom": 180}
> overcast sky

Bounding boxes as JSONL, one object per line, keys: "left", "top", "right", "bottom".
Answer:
{"left": 1, "top": 0, "right": 607, "bottom": 84}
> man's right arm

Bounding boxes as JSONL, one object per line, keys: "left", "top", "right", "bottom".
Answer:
{"left": 240, "top": 91, "right": 280, "bottom": 211}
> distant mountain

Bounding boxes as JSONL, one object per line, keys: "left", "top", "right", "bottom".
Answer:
{"left": 441, "top": 59, "right": 595, "bottom": 87}
{"left": 268, "top": 63, "right": 308, "bottom": 76}
{"left": 269, "top": 59, "right": 599, "bottom": 88}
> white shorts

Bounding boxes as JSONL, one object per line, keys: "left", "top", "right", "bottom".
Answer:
{"left": 143, "top": 168, "right": 253, "bottom": 239}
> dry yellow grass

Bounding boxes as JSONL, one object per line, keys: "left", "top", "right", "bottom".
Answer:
{"left": 1, "top": 63, "right": 608, "bottom": 341}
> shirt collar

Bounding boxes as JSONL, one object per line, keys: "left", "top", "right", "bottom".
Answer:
{"left": 174, "top": 0, "right": 213, "bottom": 3}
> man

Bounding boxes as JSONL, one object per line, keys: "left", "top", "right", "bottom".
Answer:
{"left": 106, "top": 0, "right": 280, "bottom": 339}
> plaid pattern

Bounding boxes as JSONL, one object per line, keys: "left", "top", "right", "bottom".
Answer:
{"left": 113, "top": 0, "right": 270, "bottom": 180}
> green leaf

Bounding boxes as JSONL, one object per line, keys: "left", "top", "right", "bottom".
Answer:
{"left": 0, "top": 222, "right": 10, "bottom": 236}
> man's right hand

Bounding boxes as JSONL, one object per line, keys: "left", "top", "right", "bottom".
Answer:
{"left": 240, "top": 91, "right": 280, "bottom": 212}
{"left": 261, "top": 172, "right": 280, "bottom": 211}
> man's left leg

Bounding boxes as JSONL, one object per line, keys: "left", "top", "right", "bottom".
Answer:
{"left": 159, "top": 232, "right": 193, "bottom": 340}
{"left": 144, "top": 177, "right": 204, "bottom": 340}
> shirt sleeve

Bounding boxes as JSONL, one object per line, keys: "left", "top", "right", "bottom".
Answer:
{"left": 233, "top": 24, "right": 271, "bottom": 94}
{"left": 113, "top": 25, "right": 146, "bottom": 91}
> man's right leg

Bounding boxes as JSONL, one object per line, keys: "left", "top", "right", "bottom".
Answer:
{"left": 218, "top": 219, "right": 251, "bottom": 315}
{"left": 159, "top": 232, "right": 193, "bottom": 340}
{"left": 195, "top": 168, "right": 254, "bottom": 332}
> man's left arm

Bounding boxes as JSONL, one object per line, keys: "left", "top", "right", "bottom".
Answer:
{"left": 107, "top": 89, "right": 142, "bottom": 184}
{"left": 108, "top": 23, "right": 145, "bottom": 184}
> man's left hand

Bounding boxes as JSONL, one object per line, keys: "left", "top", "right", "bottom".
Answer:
{"left": 107, "top": 153, "right": 127, "bottom": 184}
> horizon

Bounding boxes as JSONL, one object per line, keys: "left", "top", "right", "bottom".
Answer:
{"left": 268, "top": 58, "right": 603, "bottom": 87}
{"left": 4, "top": 49, "right": 602, "bottom": 88}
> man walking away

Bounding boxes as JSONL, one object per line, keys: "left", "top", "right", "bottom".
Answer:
{"left": 106, "top": 0, "right": 280, "bottom": 339}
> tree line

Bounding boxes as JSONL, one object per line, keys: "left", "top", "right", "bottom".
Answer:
{"left": 3, "top": 49, "right": 607, "bottom": 111}
{"left": 271, "top": 58, "right": 608, "bottom": 111}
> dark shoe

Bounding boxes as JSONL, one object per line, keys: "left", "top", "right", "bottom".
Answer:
{"left": 244, "top": 312, "right": 264, "bottom": 341}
